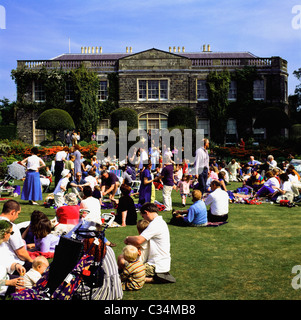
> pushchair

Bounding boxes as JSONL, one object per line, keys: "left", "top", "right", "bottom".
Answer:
{"left": 12, "top": 214, "right": 119, "bottom": 301}
{"left": 0, "top": 161, "right": 25, "bottom": 197}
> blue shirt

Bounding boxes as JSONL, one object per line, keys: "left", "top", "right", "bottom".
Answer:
{"left": 184, "top": 200, "right": 207, "bottom": 225}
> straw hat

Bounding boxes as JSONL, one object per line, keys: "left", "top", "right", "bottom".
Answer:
{"left": 64, "top": 193, "right": 78, "bottom": 206}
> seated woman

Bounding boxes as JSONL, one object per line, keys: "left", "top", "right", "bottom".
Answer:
{"left": 270, "top": 172, "right": 295, "bottom": 202}
{"left": 171, "top": 190, "right": 208, "bottom": 227}
{"left": 0, "top": 220, "right": 26, "bottom": 298}
{"left": 218, "top": 171, "right": 235, "bottom": 202}
{"left": 255, "top": 170, "right": 280, "bottom": 198}
{"left": 115, "top": 184, "right": 137, "bottom": 227}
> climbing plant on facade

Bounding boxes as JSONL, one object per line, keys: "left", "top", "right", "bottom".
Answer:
{"left": 206, "top": 70, "right": 231, "bottom": 144}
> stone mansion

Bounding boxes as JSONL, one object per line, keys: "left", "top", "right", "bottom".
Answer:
{"left": 15, "top": 45, "right": 288, "bottom": 145}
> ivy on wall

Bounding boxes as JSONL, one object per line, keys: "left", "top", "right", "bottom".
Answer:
{"left": 206, "top": 70, "right": 231, "bottom": 144}
{"left": 11, "top": 65, "right": 119, "bottom": 140}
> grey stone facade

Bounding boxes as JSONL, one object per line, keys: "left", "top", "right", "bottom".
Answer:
{"left": 15, "top": 47, "right": 288, "bottom": 144}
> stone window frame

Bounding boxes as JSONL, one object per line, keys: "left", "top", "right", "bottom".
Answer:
{"left": 137, "top": 79, "right": 169, "bottom": 102}
{"left": 98, "top": 79, "right": 108, "bottom": 101}
{"left": 197, "top": 118, "right": 210, "bottom": 137}
{"left": 253, "top": 79, "right": 265, "bottom": 100}
{"left": 33, "top": 80, "right": 46, "bottom": 102}
{"left": 65, "top": 80, "right": 75, "bottom": 102}
{"left": 196, "top": 79, "right": 208, "bottom": 101}
{"left": 138, "top": 112, "right": 168, "bottom": 131}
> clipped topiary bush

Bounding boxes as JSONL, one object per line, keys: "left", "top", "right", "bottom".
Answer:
{"left": 110, "top": 107, "right": 138, "bottom": 130}
{"left": 36, "top": 108, "right": 75, "bottom": 141}
{"left": 168, "top": 106, "right": 196, "bottom": 130}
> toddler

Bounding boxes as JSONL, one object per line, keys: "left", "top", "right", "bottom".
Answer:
{"left": 119, "top": 245, "right": 146, "bottom": 291}
{"left": 177, "top": 174, "right": 191, "bottom": 207}
{"left": 136, "top": 219, "right": 149, "bottom": 264}
{"left": 23, "top": 256, "right": 49, "bottom": 289}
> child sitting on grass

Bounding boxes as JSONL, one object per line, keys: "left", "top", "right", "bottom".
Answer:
{"left": 118, "top": 245, "right": 146, "bottom": 291}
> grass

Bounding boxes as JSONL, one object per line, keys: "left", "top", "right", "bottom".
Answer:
{"left": 3, "top": 180, "right": 301, "bottom": 300}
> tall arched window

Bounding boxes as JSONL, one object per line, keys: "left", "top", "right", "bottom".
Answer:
{"left": 138, "top": 113, "right": 168, "bottom": 131}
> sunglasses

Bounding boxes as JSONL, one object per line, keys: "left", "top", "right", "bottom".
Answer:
{"left": 7, "top": 231, "right": 14, "bottom": 235}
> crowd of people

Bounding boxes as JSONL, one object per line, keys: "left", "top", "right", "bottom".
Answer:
{"left": 1, "top": 136, "right": 301, "bottom": 299}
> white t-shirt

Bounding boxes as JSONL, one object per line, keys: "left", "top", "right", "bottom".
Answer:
{"left": 80, "top": 196, "right": 101, "bottom": 223}
{"left": 264, "top": 177, "right": 280, "bottom": 189}
{"left": 27, "top": 155, "right": 44, "bottom": 171}
{"left": 53, "top": 177, "right": 69, "bottom": 197}
{"left": 55, "top": 151, "right": 67, "bottom": 161}
{"left": 0, "top": 217, "right": 25, "bottom": 266}
{"left": 281, "top": 181, "right": 293, "bottom": 193}
{"left": 205, "top": 187, "right": 229, "bottom": 216}
{"left": 140, "top": 215, "right": 171, "bottom": 273}
{"left": 84, "top": 176, "right": 98, "bottom": 191}
{"left": 23, "top": 268, "right": 42, "bottom": 289}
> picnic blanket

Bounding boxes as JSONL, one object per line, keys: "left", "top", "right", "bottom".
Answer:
{"left": 206, "top": 221, "right": 228, "bottom": 227}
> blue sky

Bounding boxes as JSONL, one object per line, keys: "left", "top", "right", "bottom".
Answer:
{"left": 0, "top": 0, "right": 300, "bottom": 102}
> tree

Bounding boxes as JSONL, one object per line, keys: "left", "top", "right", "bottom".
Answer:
{"left": 36, "top": 108, "right": 75, "bottom": 141}
{"left": 0, "top": 98, "right": 16, "bottom": 125}
{"left": 168, "top": 106, "right": 196, "bottom": 130}
{"left": 71, "top": 64, "right": 100, "bottom": 139}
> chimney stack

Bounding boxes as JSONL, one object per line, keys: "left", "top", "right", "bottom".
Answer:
{"left": 182, "top": 46, "right": 185, "bottom": 52}
{"left": 81, "top": 47, "right": 84, "bottom": 54}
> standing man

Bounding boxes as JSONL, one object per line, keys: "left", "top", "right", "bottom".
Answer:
{"left": 0, "top": 200, "right": 33, "bottom": 270}
{"left": 124, "top": 202, "right": 175, "bottom": 284}
{"left": 158, "top": 157, "right": 174, "bottom": 211}
{"left": 194, "top": 138, "right": 210, "bottom": 195}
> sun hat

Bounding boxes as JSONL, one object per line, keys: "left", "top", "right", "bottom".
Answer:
{"left": 61, "top": 169, "right": 70, "bottom": 178}
{"left": 64, "top": 193, "right": 78, "bottom": 206}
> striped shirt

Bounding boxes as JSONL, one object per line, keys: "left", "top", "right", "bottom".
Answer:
{"left": 120, "top": 259, "right": 146, "bottom": 291}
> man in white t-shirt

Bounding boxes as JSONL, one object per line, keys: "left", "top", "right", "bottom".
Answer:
{"left": 124, "top": 202, "right": 175, "bottom": 284}
{"left": 205, "top": 180, "right": 229, "bottom": 222}
{"left": 0, "top": 200, "right": 33, "bottom": 270}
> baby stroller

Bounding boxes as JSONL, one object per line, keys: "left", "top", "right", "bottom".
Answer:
{"left": 12, "top": 214, "right": 117, "bottom": 301}
{"left": 0, "top": 161, "right": 25, "bottom": 197}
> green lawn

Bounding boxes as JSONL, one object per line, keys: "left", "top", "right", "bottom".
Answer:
{"left": 3, "top": 180, "right": 301, "bottom": 300}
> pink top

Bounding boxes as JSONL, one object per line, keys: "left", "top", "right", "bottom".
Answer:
{"left": 177, "top": 180, "right": 190, "bottom": 194}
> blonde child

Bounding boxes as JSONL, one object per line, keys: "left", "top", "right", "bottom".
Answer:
{"left": 136, "top": 219, "right": 150, "bottom": 264}
{"left": 119, "top": 245, "right": 146, "bottom": 291}
{"left": 23, "top": 256, "right": 49, "bottom": 289}
{"left": 177, "top": 174, "right": 191, "bottom": 207}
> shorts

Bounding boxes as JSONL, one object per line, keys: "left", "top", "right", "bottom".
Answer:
{"left": 144, "top": 263, "right": 156, "bottom": 277}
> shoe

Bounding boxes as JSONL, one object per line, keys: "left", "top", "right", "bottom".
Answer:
{"left": 155, "top": 272, "right": 176, "bottom": 283}
{"left": 182, "top": 204, "right": 186, "bottom": 207}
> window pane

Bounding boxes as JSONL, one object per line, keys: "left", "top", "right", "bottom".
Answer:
{"left": 148, "top": 119, "right": 159, "bottom": 129}
{"left": 160, "top": 80, "right": 168, "bottom": 100}
{"left": 226, "top": 119, "right": 237, "bottom": 135}
{"left": 65, "top": 81, "right": 74, "bottom": 101}
{"left": 228, "top": 81, "right": 237, "bottom": 100}
{"left": 98, "top": 81, "right": 108, "bottom": 100}
{"left": 160, "top": 119, "right": 168, "bottom": 129}
{"left": 148, "top": 80, "right": 159, "bottom": 100}
{"left": 139, "top": 120, "right": 147, "bottom": 130}
{"left": 197, "top": 80, "right": 208, "bottom": 100}
{"left": 253, "top": 79, "right": 264, "bottom": 100}
{"left": 34, "top": 81, "right": 45, "bottom": 102}
{"left": 139, "top": 80, "right": 147, "bottom": 100}
{"left": 197, "top": 119, "right": 210, "bottom": 136}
